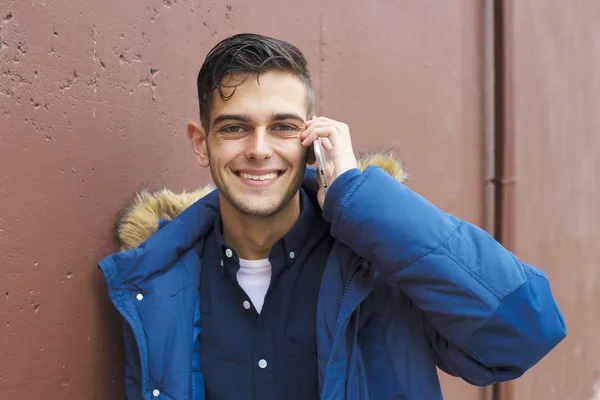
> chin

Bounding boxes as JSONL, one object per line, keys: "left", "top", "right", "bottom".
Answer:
{"left": 233, "top": 199, "right": 286, "bottom": 219}
{"left": 219, "top": 178, "right": 302, "bottom": 219}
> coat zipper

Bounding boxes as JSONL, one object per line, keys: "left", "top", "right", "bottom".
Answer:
{"left": 335, "top": 256, "right": 364, "bottom": 322}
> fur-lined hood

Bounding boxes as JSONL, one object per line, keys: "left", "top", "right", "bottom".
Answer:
{"left": 115, "top": 151, "right": 407, "bottom": 252}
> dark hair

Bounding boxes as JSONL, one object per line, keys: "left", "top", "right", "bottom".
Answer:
{"left": 196, "top": 33, "right": 314, "bottom": 131}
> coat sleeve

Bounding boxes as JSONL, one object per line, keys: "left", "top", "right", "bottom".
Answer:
{"left": 322, "top": 166, "right": 566, "bottom": 386}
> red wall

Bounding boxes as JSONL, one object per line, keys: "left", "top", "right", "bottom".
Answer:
{"left": 500, "top": 1, "right": 600, "bottom": 399}
{"left": 1, "top": 1, "right": 592, "bottom": 399}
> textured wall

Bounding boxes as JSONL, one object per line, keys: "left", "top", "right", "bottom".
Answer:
{"left": 1, "top": 1, "right": 490, "bottom": 399}
{"left": 502, "top": 1, "right": 600, "bottom": 399}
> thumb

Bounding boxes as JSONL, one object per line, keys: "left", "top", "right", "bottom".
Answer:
{"left": 317, "top": 185, "right": 325, "bottom": 210}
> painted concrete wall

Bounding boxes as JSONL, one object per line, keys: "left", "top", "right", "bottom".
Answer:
{"left": 500, "top": 1, "right": 600, "bottom": 399}
{"left": 2, "top": 1, "right": 592, "bottom": 399}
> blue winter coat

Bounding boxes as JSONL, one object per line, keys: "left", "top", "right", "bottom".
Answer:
{"left": 99, "top": 163, "right": 566, "bottom": 400}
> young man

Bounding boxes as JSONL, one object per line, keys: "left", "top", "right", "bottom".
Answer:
{"left": 99, "top": 33, "right": 566, "bottom": 399}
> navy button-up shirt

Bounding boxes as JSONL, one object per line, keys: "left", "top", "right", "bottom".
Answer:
{"left": 199, "top": 189, "right": 333, "bottom": 400}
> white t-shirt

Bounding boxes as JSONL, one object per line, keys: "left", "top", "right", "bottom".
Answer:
{"left": 237, "top": 258, "right": 272, "bottom": 313}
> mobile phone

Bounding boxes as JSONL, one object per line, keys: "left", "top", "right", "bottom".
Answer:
{"left": 313, "top": 138, "right": 329, "bottom": 192}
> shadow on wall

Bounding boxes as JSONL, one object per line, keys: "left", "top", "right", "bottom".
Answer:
{"left": 92, "top": 270, "right": 126, "bottom": 399}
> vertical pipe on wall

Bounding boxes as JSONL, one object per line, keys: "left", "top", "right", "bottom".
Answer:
{"left": 481, "top": 2, "right": 496, "bottom": 400}
{"left": 493, "top": 2, "right": 516, "bottom": 398}
{"left": 483, "top": 0, "right": 496, "bottom": 240}
{"left": 481, "top": 2, "right": 495, "bottom": 400}
{"left": 492, "top": 0, "right": 506, "bottom": 252}
{"left": 481, "top": 1, "right": 514, "bottom": 400}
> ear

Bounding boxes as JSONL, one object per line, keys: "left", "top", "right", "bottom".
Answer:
{"left": 187, "top": 121, "right": 209, "bottom": 168}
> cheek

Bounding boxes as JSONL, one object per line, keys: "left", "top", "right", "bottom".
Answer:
{"left": 296, "top": 145, "right": 310, "bottom": 165}
{"left": 279, "top": 140, "right": 307, "bottom": 163}
{"left": 209, "top": 142, "right": 242, "bottom": 167}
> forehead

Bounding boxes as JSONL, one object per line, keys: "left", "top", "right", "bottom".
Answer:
{"left": 211, "top": 71, "right": 308, "bottom": 119}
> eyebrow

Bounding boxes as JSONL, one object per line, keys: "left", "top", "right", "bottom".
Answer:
{"left": 270, "top": 112, "right": 306, "bottom": 124}
{"left": 212, "top": 112, "right": 307, "bottom": 126}
{"left": 212, "top": 113, "right": 253, "bottom": 125}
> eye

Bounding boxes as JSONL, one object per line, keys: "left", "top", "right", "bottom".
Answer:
{"left": 218, "top": 125, "right": 247, "bottom": 134}
{"left": 271, "top": 123, "right": 302, "bottom": 135}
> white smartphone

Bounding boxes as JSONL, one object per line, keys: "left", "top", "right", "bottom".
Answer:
{"left": 313, "top": 138, "right": 329, "bottom": 192}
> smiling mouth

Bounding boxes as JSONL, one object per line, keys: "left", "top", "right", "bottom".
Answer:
{"left": 235, "top": 171, "right": 284, "bottom": 182}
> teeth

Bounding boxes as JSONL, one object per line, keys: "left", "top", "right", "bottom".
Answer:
{"left": 240, "top": 172, "right": 279, "bottom": 181}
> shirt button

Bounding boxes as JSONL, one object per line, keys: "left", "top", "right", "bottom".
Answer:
{"left": 220, "top": 259, "right": 224, "bottom": 266}
{"left": 243, "top": 300, "right": 251, "bottom": 310}
{"left": 289, "top": 251, "right": 295, "bottom": 259}
{"left": 152, "top": 389, "right": 160, "bottom": 397}
{"left": 258, "top": 359, "right": 268, "bottom": 369}
{"left": 136, "top": 293, "right": 143, "bottom": 301}
{"left": 225, "top": 248, "right": 233, "bottom": 258}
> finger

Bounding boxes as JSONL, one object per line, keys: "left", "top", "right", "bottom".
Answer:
{"left": 301, "top": 118, "right": 316, "bottom": 141}
{"left": 300, "top": 120, "right": 317, "bottom": 139}
{"left": 300, "top": 124, "right": 323, "bottom": 144}
{"left": 307, "top": 117, "right": 347, "bottom": 137}
{"left": 320, "top": 137, "right": 333, "bottom": 151}
{"left": 301, "top": 126, "right": 340, "bottom": 147}
{"left": 301, "top": 127, "right": 334, "bottom": 146}
{"left": 300, "top": 120, "right": 335, "bottom": 139}
{"left": 317, "top": 118, "right": 349, "bottom": 138}
{"left": 301, "top": 120, "right": 347, "bottom": 140}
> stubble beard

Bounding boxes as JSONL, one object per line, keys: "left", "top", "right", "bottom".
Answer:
{"left": 210, "top": 156, "right": 308, "bottom": 220}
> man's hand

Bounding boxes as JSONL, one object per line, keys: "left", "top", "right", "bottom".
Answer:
{"left": 300, "top": 116, "right": 358, "bottom": 207}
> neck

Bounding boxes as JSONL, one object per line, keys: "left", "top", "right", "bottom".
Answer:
{"left": 220, "top": 194, "right": 301, "bottom": 260}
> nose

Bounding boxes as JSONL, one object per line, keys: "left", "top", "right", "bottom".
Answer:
{"left": 245, "top": 127, "right": 273, "bottom": 160}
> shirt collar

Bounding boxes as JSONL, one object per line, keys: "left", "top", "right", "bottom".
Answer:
{"left": 213, "top": 188, "right": 318, "bottom": 272}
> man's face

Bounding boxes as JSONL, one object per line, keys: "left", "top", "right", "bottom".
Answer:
{"left": 200, "top": 71, "right": 309, "bottom": 218}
